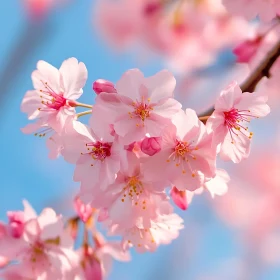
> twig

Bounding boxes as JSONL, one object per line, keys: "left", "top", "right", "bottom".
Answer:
{"left": 198, "top": 39, "right": 280, "bottom": 120}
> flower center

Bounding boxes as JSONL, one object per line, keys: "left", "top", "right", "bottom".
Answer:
{"left": 224, "top": 108, "right": 255, "bottom": 144}
{"left": 166, "top": 140, "right": 198, "bottom": 176}
{"left": 85, "top": 141, "right": 112, "bottom": 161}
{"left": 30, "top": 242, "right": 46, "bottom": 263}
{"left": 129, "top": 97, "right": 153, "bottom": 126}
{"left": 120, "top": 176, "right": 147, "bottom": 210}
{"left": 38, "top": 81, "right": 66, "bottom": 111}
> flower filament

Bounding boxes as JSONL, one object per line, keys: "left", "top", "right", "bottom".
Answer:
{"left": 224, "top": 108, "right": 256, "bottom": 144}
{"left": 38, "top": 81, "right": 66, "bottom": 111}
{"left": 121, "top": 176, "right": 147, "bottom": 210}
{"left": 167, "top": 140, "right": 198, "bottom": 176}
{"left": 84, "top": 141, "right": 112, "bottom": 162}
{"left": 129, "top": 96, "right": 153, "bottom": 126}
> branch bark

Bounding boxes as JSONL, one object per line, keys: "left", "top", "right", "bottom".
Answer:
{"left": 198, "top": 39, "right": 280, "bottom": 119}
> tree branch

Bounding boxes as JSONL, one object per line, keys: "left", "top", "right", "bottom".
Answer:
{"left": 198, "top": 39, "right": 280, "bottom": 120}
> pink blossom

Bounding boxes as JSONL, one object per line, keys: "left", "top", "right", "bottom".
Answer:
{"left": 7, "top": 211, "right": 25, "bottom": 238}
{"left": 93, "top": 79, "right": 117, "bottom": 95}
{"left": 21, "top": 57, "right": 87, "bottom": 136}
{"left": 0, "top": 200, "right": 37, "bottom": 259}
{"left": 207, "top": 81, "right": 270, "bottom": 163}
{"left": 62, "top": 120, "right": 121, "bottom": 191}
{"left": 170, "top": 186, "right": 188, "bottom": 211}
{"left": 234, "top": 22, "right": 280, "bottom": 70}
{"left": 95, "top": 69, "right": 181, "bottom": 144}
{"left": 109, "top": 212, "right": 184, "bottom": 253}
{"left": 82, "top": 153, "right": 169, "bottom": 229}
{"left": 74, "top": 196, "right": 94, "bottom": 223}
{"left": 140, "top": 136, "right": 161, "bottom": 156}
{"left": 0, "top": 203, "right": 79, "bottom": 279}
{"left": 233, "top": 36, "right": 263, "bottom": 63}
{"left": 222, "top": 0, "right": 280, "bottom": 21}
{"left": 76, "top": 233, "right": 130, "bottom": 279}
{"left": 16, "top": 209, "right": 78, "bottom": 279}
{"left": 95, "top": 0, "right": 145, "bottom": 48}
{"left": 143, "top": 109, "right": 216, "bottom": 191}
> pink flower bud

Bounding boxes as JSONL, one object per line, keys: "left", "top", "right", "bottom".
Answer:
{"left": 92, "top": 79, "right": 117, "bottom": 95}
{"left": 233, "top": 36, "right": 262, "bottom": 63}
{"left": 84, "top": 258, "right": 102, "bottom": 280}
{"left": 74, "top": 197, "right": 94, "bottom": 223}
{"left": 170, "top": 187, "right": 188, "bottom": 210}
{"left": 7, "top": 211, "right": 25, "bottom": 238}
{"left": 143, "top": 1, "right": 161, "bottom": 16}
{"left": 140, "top": 137, "right": 161, "bottom": 156}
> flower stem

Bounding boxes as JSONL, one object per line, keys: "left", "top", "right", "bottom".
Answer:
{"left": 198, "top": 115, "right": 210, "bottom": 123}
{"left": 75, "top": 102, "right": 93, "bottom": 109}
{"left": 198, "top": 39, "right": 280, "bottom": 118}
{"left": 76, "top": 110, "right": 92, "bottom": 118}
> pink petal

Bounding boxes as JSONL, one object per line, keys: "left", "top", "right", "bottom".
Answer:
{"left": 59, "top": 57, "right": 88, "bottom": 99}
{"left": 32, "top": 60, "right": 60, "bottom": 93}
{"left": 115, "top": 69, "right": 144, "bottom": 99}
{"left": 144, "top": 70, "right": 176, "bottom": 102}
{"left": 170, "top": 187, "right": 188, "bottom": 210}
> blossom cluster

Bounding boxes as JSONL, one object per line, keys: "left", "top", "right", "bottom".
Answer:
{"left": 0, "top": 55, "right": 270, "bottom": 279}
{"left": 95, "top": 0, "right": 250, "bottom": 73}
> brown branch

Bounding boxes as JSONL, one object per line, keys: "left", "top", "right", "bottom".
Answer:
{"left": 198, "top": 39, "right": 280, "bottom": 121}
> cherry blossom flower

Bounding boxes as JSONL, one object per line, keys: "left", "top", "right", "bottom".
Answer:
{"left": 206, "top": 81, "right": 270, "bottom": 163}
{"left": 233, "top": 36, "right": 263, "bottom": 63}
{"left": 95, "top": 69, "right": 181, "bottom": 144}
{"left": 0, "top": 203, "right": 79, "bottom": 279}
{"left": 143, "top": 109, "right": 216, "bottom": 191}
{"left": 109, "top": 212, "right": 184, "bottom": 253}
{"left": 95, "top": 0, "right": 145, "bottom": 49}
{"left": 62, "top": 120, "right": 121, "bottom": 190}
{"left": 0, "top": 200, "right": 37, "bottom": 259}
{"left": 84, "top": 153, "right": 169, "bottom": 229}
{"left": 95, "top": 0, "right": 249, "bottom": 73}
{"left": 233, "top": 22, "right": 280, "bottom": 70}
{"left": 222, "top": 0, "right": 280, "bottom": 22}
{"left": 21, "top": 57, "right": 87, "bottom": 136}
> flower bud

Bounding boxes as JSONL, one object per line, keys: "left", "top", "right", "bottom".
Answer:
{"left": 92, "top": 79, "right": 117, "bottom": 95}
{"left": 7, "top": 211, "right": 25, "bottom": 238}
{"left": 233, "top": 36, "right": 262, "bottom": 63}
{"left": 140, "top": 136, "right": 161, "bottom": 156}
{"left": 170, "top": 187, "right": 188, "bottom": 210}
{"left": 144, "top": 1, "right": 161, "bottom": 16}
{"left": 74, "top": 196, "right": 94, "bottom": 223}
{"left": 84, "top": 257, "right": 102, "bottom": 280}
